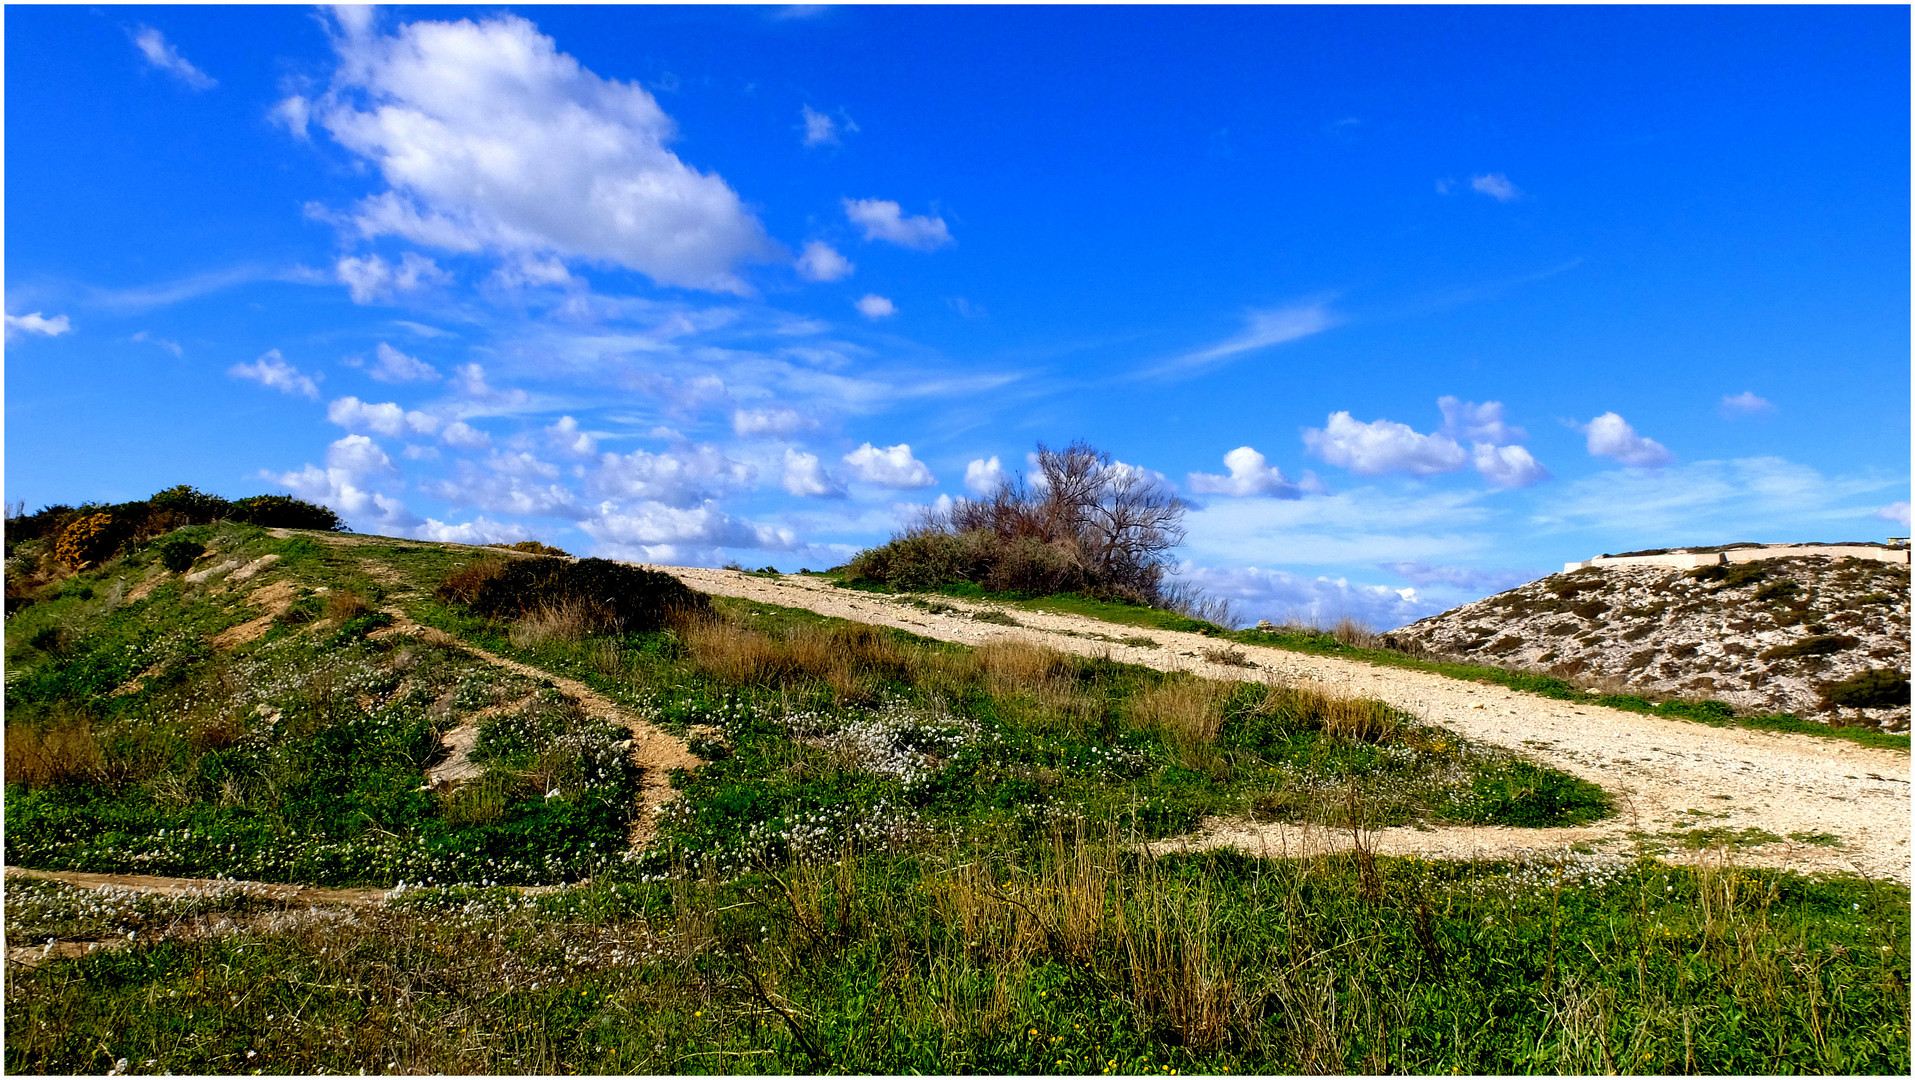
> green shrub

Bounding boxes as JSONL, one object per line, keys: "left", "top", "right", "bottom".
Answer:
{"left": 228, "top": 494, "right": 344, "bottom": 531}
{"left": 1760, "top": 635, "right": 1859, "bottom": 661}
{"left": 147, "top": 485, "right": 232, "bottom": 523}
{"left": 487, "top": 539, "right": 571, "bottom": 557}
{"left": 1689, "top": 562, "right": 1771, "bottom": 588}
{"left": 1818, "top": 669, "right": 1910, "bottom": 710}
{"left": 455, "top": 557, "right": 709, "bottom": 633}
{"left": 1752, "top": 580, "right": 1801, "bottom": 603}
{"left": 156, "top": 538, "right": 206, "bottom": 572}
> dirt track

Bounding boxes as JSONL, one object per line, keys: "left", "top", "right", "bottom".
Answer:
{"left": 660, "top": 566, "right": 1913, "bottom": 884}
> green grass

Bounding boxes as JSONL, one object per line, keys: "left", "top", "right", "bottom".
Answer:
{"left": 5, "top": 526, "right": 1907, "bottom": 1074}
{"left": 827, "top": 576, "right": 1908, "bottom": 753}
{"left": 5, "top": 849, "right": 1906, "bottom": 1075}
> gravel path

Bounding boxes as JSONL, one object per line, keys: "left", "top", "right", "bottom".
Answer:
{"left": 662, "top": 567, "right": 1912, "bottom": 883}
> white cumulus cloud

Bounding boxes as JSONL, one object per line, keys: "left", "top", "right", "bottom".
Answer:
{"left": 843, "top": 198, "right": 953, "bottom": 250}
{"left": 963, "top": 456, "right": 1008, "bottom": 495}
{"left": 1188, "top": 447, "right": 1306, "bottom": 499}
{"left": 131, "top": 26, "right": 216, "bottom": 90}
{"left": 855, "top": 294, "right": 897, "bottom": 319}
{"left": 335, "top": 252, "right": 448, "bottom": 304}
{"left": 795, "top": 241, "right": 854, "bottom": 282}
{"left": 800, "top": 104, "right": 841, "bottom": 147}
{"left": 1470, "top": 442, "right": 1551, "bottom": 489}
{"left": 1437, "top": 396, "right": 1525, "bottom": 445}
{"left": 1167, "top": 563, "right": 1441, "bottom": 631}
{"left": 4, "top": 312, "right": 73, "bottom": 340}
{"left": 1720, "top": 391, "right": 1776, "bottom": 418}
{"left": 588, "top": 444, "right": 755, "bottom": 508}
{"left": 1580, "top": 412, "right": 1673, "bottom": 467}
{"left": 303, "top": 13, "right": 776, "bottom": 293}
{"left": 843, "top": 442, "right": 935, "bottom": 488}
{"left": 266, "top": 465, "right": 419, "bottom": 534}
{"left": 733, "top": 407, "right": 814, "bottom": 438}
{"left": 782, "top": 448, "right": 845, "bottom": 498}
{"left": 368, "top": 341, "right": 440, "bottom": 383}
{"left": 1875, "top": 501, "right": 1911, "bottom": 529}
{"left": 1470, "top": 173, "right": 1521, "bottom": 201}
{"left": 413, "top": 516, "right": 529, "bottom": 545}
{"left": 1303, "top": 412, "right": 1468, "bottom": 477}
{"left": 582, "top": 502, "right": 799, "bottom": 558}
{"left": 545, "top": 415, "right": 597, "bottom": 457}
{"left": 326, "top": 395, "right": 440, "bottom": 437}
{"left": 441, "top": 421, "right": 492, "bottom": 450}
{"left": 325, "top": 434, "right": 396, "bottom": 477}
{"left": 229, "top": 349, "right": 320, "bottom": 399}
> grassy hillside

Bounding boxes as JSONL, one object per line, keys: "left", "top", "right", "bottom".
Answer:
{"left": 3, "top": 524, "right": 1908, "bottom": 1074}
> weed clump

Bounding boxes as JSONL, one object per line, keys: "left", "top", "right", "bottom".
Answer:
{"left": 1817, "top": 668, "right": 1910, "bottom": 710}
{"left": 447, "top": 557, "right": 709, "bottom": 634}
{"left": 1760, "top": 634, "right": 1859, "bottom": 661}
{"left": 488, "top": 539, "right": 571, "bottom": 557}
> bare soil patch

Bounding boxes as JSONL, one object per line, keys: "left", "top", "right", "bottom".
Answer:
{"left": 369, "top": 600, "right": 701, "bottom": 848}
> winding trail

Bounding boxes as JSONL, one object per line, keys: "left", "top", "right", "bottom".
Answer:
{"left": 369, "top": 611, "right": 701, "bottom": 848}
{"left": 658, "top": 566, "right": 1912, "bottom": 883}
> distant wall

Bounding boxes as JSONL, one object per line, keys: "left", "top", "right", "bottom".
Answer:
{"left": 1564, "top": 543, "right": 1910, "bottom": 573}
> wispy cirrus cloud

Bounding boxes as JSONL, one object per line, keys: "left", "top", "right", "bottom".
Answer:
{"left": 130, "top": 26, "right": 216, "bottom": 90}
{"left": 1531, "top": 456, "right": 1901, "bottom": 539}
{"left": 1142, "top": 301, "right": 1339, "bottom": 379}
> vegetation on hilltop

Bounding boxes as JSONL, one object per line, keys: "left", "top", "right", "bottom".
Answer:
{"left": 844, "top": 440, "right": 1235, "bottom": 623}
{"left": 1, "top": 511, "right": 1907, "bottom": 1074}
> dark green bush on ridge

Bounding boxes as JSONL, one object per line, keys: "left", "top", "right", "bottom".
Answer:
{"left": 447, "top": 556, "right": 710, "bottom": 633}
{"left": 4, "top": 484, "right": 342, "bottom": 568}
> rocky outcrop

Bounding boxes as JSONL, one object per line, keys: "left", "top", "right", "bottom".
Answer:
{"left": 1389, "top": 555, "right": 1909, "bottom": 731}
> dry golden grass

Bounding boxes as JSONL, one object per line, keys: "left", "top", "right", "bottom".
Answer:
{"left": 435, "top": 559, "right": 507, "bottom": 605}
{"left": 5, "top": 713, "right": 105, "bottom": 788}
{"left": 1125, "top": 676, "right": 1230, "bottom": 753}
{"left": 510, "top": 598, "right": 612, "bottom": 648}
{"left": 1331, "top": 616, "right": 1378, "bottom": 649}
{"left": 681, "top": 616, "right": 914, "bottom": 705}
{"left": 1252, "top": 681, "right": 1402, "bottom": 744}
{"left": 326, "top": 587, "right": 372, "bottom": 622}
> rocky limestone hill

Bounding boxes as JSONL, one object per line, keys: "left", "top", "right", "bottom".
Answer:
{"left": 1388, "top": 554, "right": 1910, "bottom": 731}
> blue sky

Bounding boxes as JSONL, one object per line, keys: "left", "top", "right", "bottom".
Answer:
{"left": 6, "top": 4, "right": 1909, "bottom": 628}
